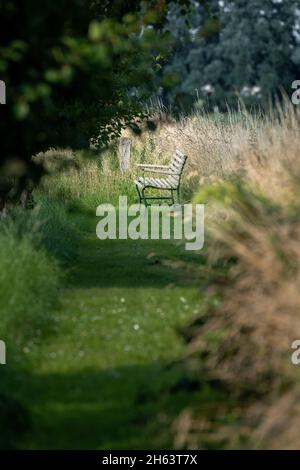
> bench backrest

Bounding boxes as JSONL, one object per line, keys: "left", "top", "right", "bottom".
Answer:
{"left": 168, "top": 150, "right": 187, "bottom": 186}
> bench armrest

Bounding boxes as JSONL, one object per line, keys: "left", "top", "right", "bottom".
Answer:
{"left": 136, "top": 164, "right": 169, "bottom": 169}
{"left": 143, "top": 168, "right": 178, "bottom": 175}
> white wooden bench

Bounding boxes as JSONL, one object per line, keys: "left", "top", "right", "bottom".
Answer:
{"left": 135, "top": 149, "right": 187, "bottom": 206}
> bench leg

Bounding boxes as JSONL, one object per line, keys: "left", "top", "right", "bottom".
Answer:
{"left": 136, "top": 185, "right": 179, "bottom": 207}
{"left": 141, "top": 188, "right": 148, "bottom": 207}
{"left": 135, "top": 184, "right": 142, "bottom": 204}
{"left": 171, "top": 189, "right": 175, "bottom": 205}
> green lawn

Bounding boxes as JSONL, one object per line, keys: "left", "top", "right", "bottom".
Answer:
{"left": 6, "top": 209, "right": 204, "bottom": 449}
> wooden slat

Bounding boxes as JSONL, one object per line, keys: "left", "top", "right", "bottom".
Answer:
{"left": 176, "top": 149, "right": 186, "bottom": 159}
{"left": 172, "top": 154, "right": 184, "bottom": 165}
{"left": 167, "top": 175, "right": 179, "bottom": 186}
{"left": 170, "top": 163, "right": 181, "bottom": 172}
{"left": 143, "top": 168, "right": 176, "bottom": 175}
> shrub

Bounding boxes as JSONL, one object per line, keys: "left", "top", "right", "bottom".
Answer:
{"left": 0, "top": 196, "right": 79, "bottom": 264}
{"left": 33, "top": 196, "right": 79, "bottom": 263}
{"left": 0, "top": 231, "right": 61, "bottom": 348}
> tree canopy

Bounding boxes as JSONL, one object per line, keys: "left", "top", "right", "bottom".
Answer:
{"left": 163, "top": 0, "right": 300, "bottom": 110}
{"left": 0, "top": 0, "right": 169, "bottom": 197}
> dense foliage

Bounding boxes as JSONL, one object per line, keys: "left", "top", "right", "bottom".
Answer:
{"left": 0, "top": 0, "right": 169, "bottom": 202}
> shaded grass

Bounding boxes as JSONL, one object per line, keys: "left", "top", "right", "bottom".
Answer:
{"left": 2, "top": 208, "right": 206, "bottom": 449}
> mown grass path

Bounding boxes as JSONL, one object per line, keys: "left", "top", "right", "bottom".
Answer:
{"left": 19, "top": 211, "right": 203, "bottom": 449}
